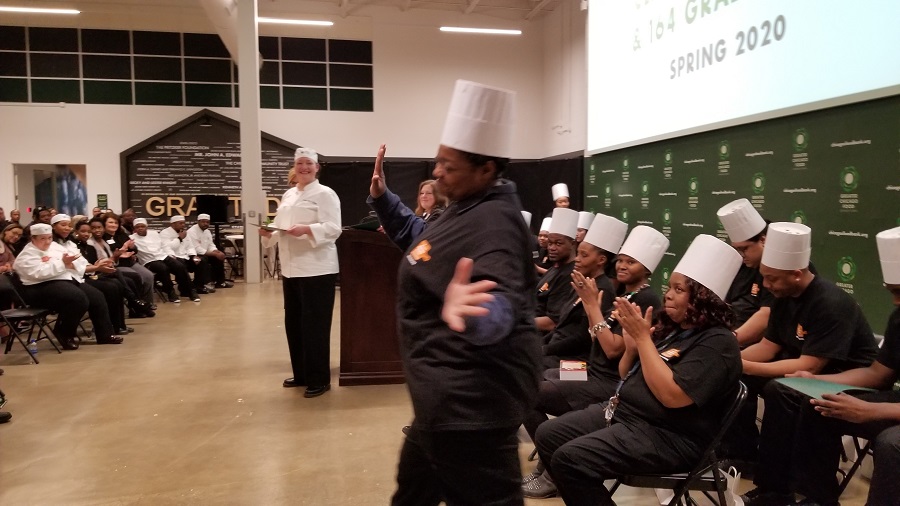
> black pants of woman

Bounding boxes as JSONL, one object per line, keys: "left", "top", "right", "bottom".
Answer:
{"left": 282, "top": 274, "right": 336, "bottom": 388}
{"left": 85, "top": 276, "right": 126, "bottom": 332}
{"left": 21, "top": 280, "right": 89, "bottom": 345}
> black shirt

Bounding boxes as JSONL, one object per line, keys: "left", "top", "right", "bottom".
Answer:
{"left": 876, "top": 307, "right": 900, "bottom": 372}
{"left": 767, "top": 276, "right": 878, "bottom": 373}
{"left": 588, "top": 286, "right": 661, "bottom": 382}
{"left": 543, "top": 274, "right": 616, "bottom": 361}
{"left": 726, "top": 265, "right": 774, "bottom": 327}
{"left": 374, "top": 181, "right": 541, "bottom": 431}
{"left": 535, "top": 247, "right": 553, "bottom": 270}
{"left": 536, "top": 260, "right": 577, "bottom": 323}
{"left": 616, "top": 326, "right": 742, "bottom": 448}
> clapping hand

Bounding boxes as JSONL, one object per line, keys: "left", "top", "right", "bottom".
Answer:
{"left": 612, "top": 297, "right": 654, "bottom": 342}
{"left": 370, "top": 144, "right": 387, "bottom": 198}
{"left": 441, "top": 258, "right": 497, "bottom": 332}
{"left": 571, "top": 271, "right": 601, "bottom": 308}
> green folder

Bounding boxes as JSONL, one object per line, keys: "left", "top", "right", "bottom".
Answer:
{"left": 775, "top": 377, "right": 876, "bottom": 399}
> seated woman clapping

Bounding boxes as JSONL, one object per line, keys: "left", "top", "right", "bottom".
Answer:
{"left": 532, "top": 235, "right": 743, "bottom": 505}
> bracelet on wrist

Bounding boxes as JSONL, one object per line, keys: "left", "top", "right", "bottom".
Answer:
{"left": 588, "top": 321, "right": 609, "bottom": 338}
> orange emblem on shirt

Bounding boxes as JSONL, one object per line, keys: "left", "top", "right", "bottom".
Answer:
{"left": 660, "top": 348, "right": 681, "bottom": 360}
{"left": 796, "top": 324, "right": 808, "bottom": 340}
{"left": 539, "top": 282, "right": 550, "bottom": 292}
{"left": 410, "top": 240, "right": 432, "bottom": 262}
{"left": 751, "top": 283, "right": 760, "bottom": 296}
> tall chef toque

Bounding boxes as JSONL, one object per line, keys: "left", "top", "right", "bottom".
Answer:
{"left": 440, "top": 79, "right": 516, "bottom": 158}
{"left": 552, "top": 183, "right": 570, "bottom": 202}
{"left": 619, "top": 226, "right": 669, "bottom": 274}
{"left": 582, "top": 213, "right": 627, "bottom": 254}
{"left": 761, "top": 222, "right": 811, "bottom": 270}
{"left": 294, "top": 147, "right": 318, "bottom": 163}
{"left": 549, "top": 208, "right": 579, "bottom": 240}
{"left": 674, "top": 235, "right": 743, "bottom": 301}
{"left": 717, "top": 198, "right": 767, "bottom": 242}
{"left": 577, "top": 211, "right": 595, "bottom": 231}
{"left": 876, "top": 226, "right": 900, "bottom": 284}
{"left": 539, "top": 218, "right": 552, "bottom": 233}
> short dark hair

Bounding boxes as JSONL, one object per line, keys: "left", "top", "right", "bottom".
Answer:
{"left": 89, "top": 217, "right": 105, "bottom": 227}
{"left": 652, "top": 276, "right": 736, "bottom": 340}
{"left": 462, "top": 152, "right": 509, "bottom": 178}
{"left": 746, "top": 219, "right": 772, "bottom": 243}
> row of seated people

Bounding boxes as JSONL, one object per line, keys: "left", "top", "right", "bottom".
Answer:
{"left": 0, "top": 209, "right": 234, "bottom": 350}
{"left": 520, "top": 201, "right": 899, "bottom": 506}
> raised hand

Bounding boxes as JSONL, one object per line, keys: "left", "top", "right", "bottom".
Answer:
{"left": 613, "top": 297, "right": 653, "bottom": 342}
{"left": 441, "top": 257, "right": 497, "bottom": 332}
{"left": 370, "top": 144, "right": 387, "bottom": 198}
{"left": 571, "top": 270, "right": 601, "bottom": 308}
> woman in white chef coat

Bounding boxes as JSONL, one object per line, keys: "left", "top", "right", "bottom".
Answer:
{"left": 258, "top": 147, "right": 341, "bottom": 398}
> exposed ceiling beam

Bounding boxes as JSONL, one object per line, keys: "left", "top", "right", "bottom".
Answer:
{"left": 525, "top": 0, "right": 552, "bottom": 20}
{"left": 464, "top": 0, "right": 481, "bottom": 14}
{"left": 339, "top": 0, "right": 350, "bottom": 17}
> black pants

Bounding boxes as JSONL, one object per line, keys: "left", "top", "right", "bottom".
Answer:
{"left": 85, "top": 276, "right": 126, "bottom": 331}
{"left": 181, "top": 257, "right": 210, "bottom": 288}
{"left": 118, "top": 264, "right": 154, "bottom": 304}
{"left": 207, "top": 254, "right": 226, "bottom": 284}
{"left": 392, "top": 426, "right": 523, "bottom": 506}
{"left": 145, "top": 257, "right": 193, "bottom": 296}
{"left": 754, "top": 381, "right": 900, "bottom": 503}
{"left": 720, "top": 373, "right": 770, "bottom": 459}
{"left": 525, "top": 369, "right": 619, "bottom": 443}
{"left": 282, "top": 274, "right": 336, "bottom": 387}
{"left": 535, "top": 405, "right": 702, "bottom": 506}
{"left": 21, "top": 280, "right": 89, "bottom": 341}
{"left": 0, "top": 274, "right": 16, "bottom": 307}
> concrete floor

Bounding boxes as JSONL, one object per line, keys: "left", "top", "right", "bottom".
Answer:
{"left": 0, "top": 281, "right": 872, "bottom": 505}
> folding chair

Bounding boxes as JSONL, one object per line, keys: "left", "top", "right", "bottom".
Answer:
{"left": 2, "top": 274, "right": 63, "bottom": 364}
{"left": 837, "top": 435, "right": 874, "bottom": 495}
{"left": 221, "top": 236, "right": 243, "bottom": 280}
{"left": 610, "top": 381, "right": 749, "bottom": 506}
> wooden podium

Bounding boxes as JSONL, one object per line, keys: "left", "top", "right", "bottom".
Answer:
{"left": 337, "top": 228, "right": 406, "bottom": 386}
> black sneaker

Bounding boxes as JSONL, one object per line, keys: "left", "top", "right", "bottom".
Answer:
{"left": 168, "top": 291, "right": 181, "bottom": 303}
{"left": 189, "top": 291, "right": 201, "bottom": 303}
{"left": 740, "top": 488, "right": 794, "bottom": 506}
{"left": 521, "top": 473, "right": 557, "bottom": 499}
{"left": 0, "top": 412, "right": 11, "bottom": 424}
{"left": 215, "top": 280, "right": 234, "bottom": 289}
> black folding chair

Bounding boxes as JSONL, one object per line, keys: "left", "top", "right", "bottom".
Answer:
{"left": 221, "top": 237, "right": 243, "bottom": 280}
{"left": 610, "top": 381, "right": 749, "bottom": 506}
{"left": 837, "top": 435, "right": 874, "bottom": 496}
{"left": 2, "top": 273, "right": 63, "bottom": 364}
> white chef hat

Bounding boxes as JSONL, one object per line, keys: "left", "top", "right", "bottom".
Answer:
{"left": 876, "top": 226, "right": 900, "bottom": 284}
{"left": 549, "top": 208, "right": 578, "bottom": 239}
{"left": 674, "top": 234, "right": 742, "bottom": 301}
{"left": 30, "top": 223, "right": 52, "bottom": 235}
{"left": 717, "top": 198, "right": 767, "bottom": 242}
{"left": 521, "top": 211, "right": 532, "bottom": 227}
{"left": 619, "top": 225, "right": 669, "bottom": 274}
{"left": 50, "top": 214, "right": 71, "bottom": 225}
{"left": 294, "top": 147, "right": 318, "bottom": 163}
{"left": 577, "top": 211, "right": 594, "bottom": 230}
{"left": 552, "top": 183, "right": 569, "bottom": 201}
{"left": 133, "top": 218, "right": 148, "bottom": 226}
{"left": 440, "top": 79, "right": 516, "bottom": 158}
{"left": 761, "top": 222, "right": 811, "bottom": 270}
{"left": 170, "top": 215, "right": 185, "bottom": 223}
{"left": 198, "top": 214, "right": 211, "bottom": 221}
{"left": 582, "top": 213, "right": 627, "bottom": 254}
{"left": 539, "top": 218, "right": 552, "bottom": 233}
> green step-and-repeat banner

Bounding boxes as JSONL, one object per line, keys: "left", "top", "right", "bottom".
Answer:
{"left": 585, "top": 95, "right": 900, "bottom": 330}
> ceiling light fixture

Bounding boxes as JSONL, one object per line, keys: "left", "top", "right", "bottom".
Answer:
{"left": 440, "top": 27, "right": 522, "bottom": 35}
{"left": 258, "top": 17, "right": 333, "bottom": 26}
{"left": 0, "top": 6, "right": 80, "bottom": 14}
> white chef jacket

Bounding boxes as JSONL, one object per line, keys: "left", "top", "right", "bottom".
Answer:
{"left": 130, "top": 230, "right": 174, "bottom": 264}
{"left": 261, "top": 179, "right": 341, "bottom": 278}
{"left": 14, "top": 240, "right": 87, "bottom": 285}
{"left": 186, "top": 224, "right": 218, "bottom": 255}
{"left": 160, "top": 226, "right": 196, "bottom": 260}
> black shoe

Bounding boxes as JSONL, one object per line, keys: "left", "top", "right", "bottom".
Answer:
{"left": 304, "top": 384, "right": 331, "bottom": 398}
{"left": 215, "top": 280, "right": 234, "bottom": 289}
{"left": 522, "top": 473, "right": 557, "bottom": 499}
{"left": 0, "top": 412, "right": 10, "bottom": 424}
{"left": 401, "top": 425, "right": 411, "bottom": 436}
{"left": 98, "top": 335, "right": 124, "bottom": 345}
{"left": 167, "top": 291, "right": 181, "bottom": 303}
{"left": 522, "top": 460, "right": 546, "bottom": 484}
{"left": 150, "top": 303, "right": 158, "bottom": 310}
{"left": 740, "top": 488, "right": 795, "bottom": 506}
{"left": 61, "top": 337, "right": 80, "bottom": 350}
{"left": 283, "top": 377, "right": 305, "bottom": 388}
{"left": 195, "top": 286, "right": 211, "bottom": 295}
{"left": 117, "top": 327, "right": 134, "bottom": 334}
{"left": 189, "top": 291, "right": 201, "bottom": 302}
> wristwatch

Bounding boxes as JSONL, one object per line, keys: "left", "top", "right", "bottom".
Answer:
{"left": 589, "top": 321, "right": 609, "bottom": 338}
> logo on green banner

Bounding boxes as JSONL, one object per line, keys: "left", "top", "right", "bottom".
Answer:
{"left": 662, "top": 268, "right": 670, "bottom": 282}
{"left": 622, "top": 157, "right": 629, "bottom": 170}
{"left": 664, "top": 149, "right": 673, "bottom": 167}
{"left": 663, "top": 208, "right": 672, "bottom": 225}
{"left": 752, "top": 173, "right": 766, "bottom": 194}
{"left": 589, "top": 163, "right": 596, "bottom": 175}
{"left": 840, "top": 166, "right": 859, "bottom": 192}
{"left": 688, "top": 177, "right": 699, "bottom": 196}
{"left": 790, "top": 210, "right": 807, "bottom": 224}
{"left": 793, "top": 129, "right": 809, "bottom": 151}
{"left": 621, "top": 208, "right": 629, "bottom": 222}
{"left": 641, "top": 181, "right": 650, "bottom": 197}
{"left": 605, "top": 183, "right": 612, "bottom": 197}
{"left": 719, "top": 141, "right": 729, "bottom": 160}
{"left": 837, "top": 256, "right": 857, "bottom": 282}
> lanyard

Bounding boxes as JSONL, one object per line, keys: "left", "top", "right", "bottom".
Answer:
{"left": 605, "top": 284, "right": 650, "bottom": 325}
{"left": 604, "top": 327, "right": 695, "bottom": 426}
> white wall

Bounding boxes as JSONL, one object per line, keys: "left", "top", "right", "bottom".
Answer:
{"left": 0, "top": 2, "right": 588, "bottom": 211}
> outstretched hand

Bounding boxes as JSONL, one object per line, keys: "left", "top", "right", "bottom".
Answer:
{"left": 370, "top": 144, "right": 387, "bottom": 198}
{"left": 441, "top": 258, "right": 497, "bottom": 332}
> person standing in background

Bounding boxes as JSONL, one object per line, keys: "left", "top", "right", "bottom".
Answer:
{"left": 258, "top": 147, "right": 342, "bottom": 398}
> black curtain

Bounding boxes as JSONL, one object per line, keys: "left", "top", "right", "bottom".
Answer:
{"left": 506, "top": 157, "right": 584, "bottom": 233}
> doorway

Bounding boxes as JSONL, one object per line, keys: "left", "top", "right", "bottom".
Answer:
{"left": 13, "top": 164, "right": 88, "bottom": 216}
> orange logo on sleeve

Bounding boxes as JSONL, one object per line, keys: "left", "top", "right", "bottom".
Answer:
{"left": 660, "top": 348, "right": 681, "bottom": 361}
{"left": 539, "top": 282, "right": 550, "bottom": 292}
{"left": 796, "top": 324, "right": 808, "bottom": 340}
{"left": 409, "top": 240, "right": 432, "bottom": 263}
{"left": 751, "top": 283, "right": 760, "bottom": 296}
